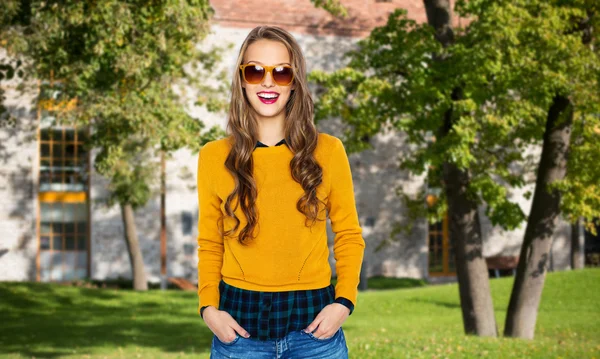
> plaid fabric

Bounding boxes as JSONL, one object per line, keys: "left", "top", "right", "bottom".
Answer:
{"left": 217, "top": 279, "right": 338, "bottom": 341}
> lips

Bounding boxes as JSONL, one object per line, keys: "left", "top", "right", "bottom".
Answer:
{"left": 257, "top": 92, "right": 279, "bottom": 104}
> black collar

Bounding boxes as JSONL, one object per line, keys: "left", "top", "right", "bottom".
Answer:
{"left": 255, "top": 138, "right": 287, "bottom": 149}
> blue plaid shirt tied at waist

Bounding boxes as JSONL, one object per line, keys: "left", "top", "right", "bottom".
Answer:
{"left": 201, "top": 279, "right": 355, "bottom": 341}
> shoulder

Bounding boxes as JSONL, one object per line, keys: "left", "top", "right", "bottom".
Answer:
{"left": 317, "top": 132, "right": 343, "bottom": 154}
{"left": 198, "top": 136, "right": 232, "bottom": 168}
{"left": 200, "top": 136, "right": 232, "bottom": 157}
{"left": 314, "top": 133, "right": 347, "bottom": 172}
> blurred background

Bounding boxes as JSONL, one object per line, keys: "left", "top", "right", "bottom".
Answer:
{"left": 0, "top": 1, "right": 599, "bottom": 358}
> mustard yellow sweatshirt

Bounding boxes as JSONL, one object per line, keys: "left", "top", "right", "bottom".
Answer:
{"left": 196, "top": 132, "right": 365, "bottom": 314}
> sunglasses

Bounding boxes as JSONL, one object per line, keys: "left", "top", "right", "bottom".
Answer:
{"left": 239, "top": 63, "right": 295, "bottom": 86}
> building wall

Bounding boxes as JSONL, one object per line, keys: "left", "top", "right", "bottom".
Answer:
{"left": 0, "top": 1, "right": 573, "bottom": 283}
{"left": 0, "top": 50, "right": 40, "bottom": 280}
{"left": 478, "top": 144, "right": 572, "bottom": 271}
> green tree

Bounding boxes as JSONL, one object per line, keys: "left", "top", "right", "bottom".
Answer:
{"left": 310, "top": 2, "right": 499, "bottom": 337}
{"left": 2, "top": 0, "right": 226, "bottom": 290}
{"left": 309, "top": 0, "right": 599, "bottom": 339}
{"left": 452, "top": 0, "right": 599, "bottom": 339}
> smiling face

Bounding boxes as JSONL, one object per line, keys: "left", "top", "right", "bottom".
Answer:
{"left": 241, "top": 39, "right": 296, "bottom": 121}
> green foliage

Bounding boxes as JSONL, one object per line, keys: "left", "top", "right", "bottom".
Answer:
{"left": 552, "top": 113, "right": 600, "bottom": 235}
{"left": 310, "top": 1, "right": 600, "bottom": 241}
{"left": 309, "top": 0, "right": 348, "bottom": 18}
{"left": 2, "top": 0, "right": 227, "bottom": 208}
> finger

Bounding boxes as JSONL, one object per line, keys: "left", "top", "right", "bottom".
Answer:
{"left": 230, "top": 321, "right": 251, "bottom": 338}
{"left": 317, "top": 332, "right": 332, "bottom": 340}
{"left": 218, "top": 328, "right": 238, "bottom": 343}
{"left": 304, "top": 315, "right": 324, "bottom": 333}
{"left": 313, "top": 326, "right": 329, "bottom": 339}
{"left": 316, "top": 326, "right": 338, "bottom": 339}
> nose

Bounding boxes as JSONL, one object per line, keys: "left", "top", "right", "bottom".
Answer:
{"left": 262, "top": 70, "right": 274, "bottom": 87}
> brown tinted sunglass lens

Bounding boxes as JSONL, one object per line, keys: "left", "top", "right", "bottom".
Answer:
{"left": 244, "top": 65, "right": 265, "bottom": 84}
{"left": 273, "top": 66, "right": 293, "bottom": 85}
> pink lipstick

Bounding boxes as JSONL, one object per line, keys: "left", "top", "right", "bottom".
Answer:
{"left": 257, "top": 91, "right": 279, "bottom": 104}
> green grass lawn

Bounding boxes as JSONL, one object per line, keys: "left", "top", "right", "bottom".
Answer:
{"left": 0, "top": 268, "right": 598, "bottom": 359}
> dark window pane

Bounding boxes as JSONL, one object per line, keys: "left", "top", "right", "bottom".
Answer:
{"left": 76, "top": 144, "right": 84, "bottom": 156}
{"left": 65, "top": 170, "right": 76, "bottom": 184}
{"left": 77, "top": 222, "right": 86, "bottom": 233}
{"left": 41, "top": 143, "right": 51, "bottom": 157}
{"left": 65, "top": 143, "right": 76, "bottom": 157}
{"left": 52, "top": 143, "right": 63, "bottom": 158}
{"left": 181, "top": 211, "right": 193, "bottom": 235}
{"left": 52, "top": 128, "right": 63, "bottom": 141}
{"left": 52, "top": 236, "right": 62, "bottom": 250}
{"left": 65, "top": 223, "right": 75, "bottom": 234}
{"left": 65, "top": 236, "right": 75, "bottom": 250}
{"left": 52, "top": 222, "right": 63, "bottom": 234}
{"left": 77, "top": 236, "right": 86, "bottom": 250}
{"left": 40, "top": 171, "right": 51, "bottom": 185}
{"left": 40, "top": 236, "right": 50, "bottom": 250}
{"left": 41, "top": 129, "right": 52, "bottom": 140}
{"left": 65, "top": 129, "right": 75, "bottom": 141}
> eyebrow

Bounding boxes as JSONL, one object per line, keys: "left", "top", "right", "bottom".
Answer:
{"left": 246, "top": 60, "right": 291, "bottom": 66}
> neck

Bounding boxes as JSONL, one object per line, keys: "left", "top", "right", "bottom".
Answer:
{"left": 256, "top": 112, "right": 286, "bottom": 144}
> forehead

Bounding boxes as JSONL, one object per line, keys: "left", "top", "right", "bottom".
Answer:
{"left": 244, "top": 39, "right": 291, "bottom": 65}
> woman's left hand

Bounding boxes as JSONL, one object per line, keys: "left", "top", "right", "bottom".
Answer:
{"left": 302, "top": 303, "right": 350, "bottom": 339}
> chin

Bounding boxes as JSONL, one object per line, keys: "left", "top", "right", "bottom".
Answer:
{"left": 250, "top": 101, "right": 288, "bottom": 118}
{"left": 255, "top": 108, "right": 285, "bottom": 118}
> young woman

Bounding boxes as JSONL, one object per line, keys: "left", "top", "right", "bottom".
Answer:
{"left": 197, "top": 25, "right": 366, "bottom": 359}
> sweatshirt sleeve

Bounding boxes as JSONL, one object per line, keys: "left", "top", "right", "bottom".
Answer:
{"left": 327, "top": 137, "right": 366, "bottom": 308}
{"left": 196, "top": 145, "right": 224, "bottom": 314}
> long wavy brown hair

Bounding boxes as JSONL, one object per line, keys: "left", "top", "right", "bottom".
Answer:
{"left": 220, "top": 25, "right": 326, "bottom": 245}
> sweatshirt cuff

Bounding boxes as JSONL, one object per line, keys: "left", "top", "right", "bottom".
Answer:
{"left": 200, "top": 305, "right": 211, "bottom": 319}
{"left": 334, "top": 297, "right": 355, "bottom": 315}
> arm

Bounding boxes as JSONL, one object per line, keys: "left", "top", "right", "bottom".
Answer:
{"left": 197, "top": 144, "right": 224, "bottom": 315}
{"left": 303, "top": 138, "right": 366, "bottom": 337}
{"left": 327, "top": 137, "right": 366, "bottom": 312}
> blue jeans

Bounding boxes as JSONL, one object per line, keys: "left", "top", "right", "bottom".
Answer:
{"left": 210, "top": 327, "right": 348, "bottom": 359}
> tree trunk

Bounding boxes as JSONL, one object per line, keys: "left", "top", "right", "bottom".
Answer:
{"left": 440, "top": 88, "right": 498, "bottom": 336}
{"left": 571, "top": 217, "right": 584, "bottom": 270}
{"left": 425, "top": 0, "right": 498, "bottom": 337}
{"left": 423, "top": 0, "right": 455, "bottom": 47}
{"left": 120, "top": 202, "right": 148, "bottom": 291}
{"left": 442, "top": 161, "right": 498, "bottom": 336}
{"left": 160, "top": 151, "right": 168, "bottom": 290}
{"left": 504, "top": 94, "right": 573, "bottom": 339}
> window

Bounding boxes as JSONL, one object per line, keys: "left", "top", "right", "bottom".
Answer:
{"left": 39, "top": 127, "right": 89, "bottom": 192}
{"left": 39, "top": 201, "right": 88, "bottom": 281}
{"left": 37, "top": 78, "right": 90, "bottom": 282}
{"left": 427, "top": 193, "right": 455, "bottom": 276}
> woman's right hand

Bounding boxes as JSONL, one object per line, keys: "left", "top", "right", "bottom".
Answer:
{"left": 202, "top": 306, "right": 251, "bottom": 343}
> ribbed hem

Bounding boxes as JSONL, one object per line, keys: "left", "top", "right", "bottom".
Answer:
{"left": 222, "top": 276, "right": 333, "bottom": 293}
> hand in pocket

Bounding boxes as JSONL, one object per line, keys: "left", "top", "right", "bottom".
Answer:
{"left": 202, "top": 306, "right": 251, "bottom": 343}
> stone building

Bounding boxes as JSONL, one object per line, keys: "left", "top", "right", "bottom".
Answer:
{"left": 0, "top": 0, "right": 577, "bottom": 285}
